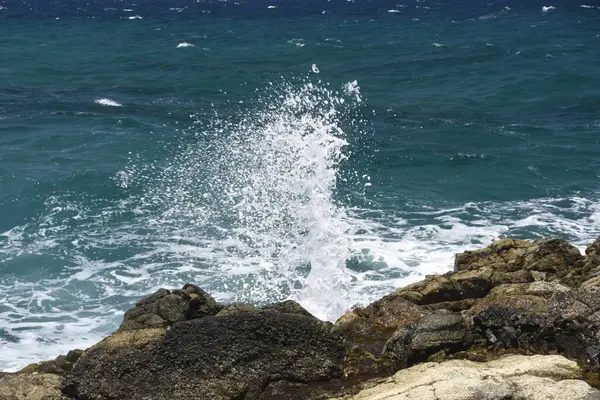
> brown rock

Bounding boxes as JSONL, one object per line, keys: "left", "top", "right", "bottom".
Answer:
{"left": 0, "top": 373, "right": 63, "bottom": 400}
{"left": 454, "top": 238, "right": 582, "bottom": 279}
{"left": 333, "top": 293, "right": 427, "bottom": 340}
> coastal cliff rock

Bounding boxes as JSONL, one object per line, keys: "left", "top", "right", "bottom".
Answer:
{"left": 6, "top": 237, "right": 600, "bottom": 399}
{"left": 62, "top": 308, "right": 347, "bottom": 400}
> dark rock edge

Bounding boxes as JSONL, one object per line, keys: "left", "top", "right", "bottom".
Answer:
{"left": 3, "top": 237, "right": 600, "bottom": 399}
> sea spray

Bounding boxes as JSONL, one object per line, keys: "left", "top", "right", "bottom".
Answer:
{"left": 140, "top": 78, "right": 368, "bottom": 319}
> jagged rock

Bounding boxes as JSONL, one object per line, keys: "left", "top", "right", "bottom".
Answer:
{"left": 382, "top": 326, "right": 414, "bottom": 369}
{"left": 471, "top": 306, "right": 599, "bottom": 360}
{"left": 119, "top": 284, "right": 222, "bottom": 331}
{"left": 9, "top": 236, "right": 600, "bottom": 399}
{"left": 0, "top": 373, "right": 63, "bottom": 400}
{"left": 64, "top": 350, "right": 83, "bottom": 364}
{"left": 467, "top": 281, "right": 570, "bottom": 316}
{"left": 549, "top": 287, "right": 600, "bottom": 321}
{"left": 17, "top": 350, "right": 84, "bottom": 377}
{"left": 383, "top": 314, "right": 470, "bottom": 368}
{"left": 584, "top": 237, "right": 600, "bottom": 271}
{"left": 334, "top": 355, "right": 600, "bottom": 400}
{"left": 454, "top": 238, "right": 534, "bottom": 272}
{"left": 333, "top": 293, "right": 427, "bottom": 340}
{"left": 62, "top": 311, "right": 346, "bottom": 400}
{"left": 455, "top": 238, "right": 583, "bottom": 278}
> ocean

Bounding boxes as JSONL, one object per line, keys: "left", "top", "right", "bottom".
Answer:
{"left": 1, "top": 0, "right": 600, "bottom": 371}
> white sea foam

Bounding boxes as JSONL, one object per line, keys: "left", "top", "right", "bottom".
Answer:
{"left": 311, "top": 63, "right": 320, "bottom": 73}
{"left": 542, "top": 6, "right": 555, "bottom": 12}
{"left": 388, "top": 9, "right": 400, "bottom": 13}
{"left": 177, "top": 42, "right": 195, "bottom": 48}
{"left": 94, "top": 98, "right": 122, "bottom": 107}
{"left": 127, "top": 15, "right": 143, "bottom": 20}
{"left": 432, "top": 42, "right": 442, "bottom": 47}
{"left": 288, "top": 38, "right": 306, "bottom": 47}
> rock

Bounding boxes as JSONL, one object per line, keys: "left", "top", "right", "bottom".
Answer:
{"left": 522, "top": 239, "right": 583, "bottom": 276}
{"left": 382, "top": 326, "right": 414, "bottom": 369}
{"left": 471, "top": 306, "right": 598, "bottom": 360}
{"left": 584, "top": 237, "right": 600, "bottom": 271}
{"left": 0, "top": 373, "right": 63, "bottom": 400}
{"left": 182, "top": 283, "right": 223, "bottom": 319}
{"left": 549, "top": 287, "right": 600, "bottom": 321}
{"left": 120, "top": 284, "right": 222, "bottom": 331}
{"left": 334, "top": 355, "right": 600, "bottom": 400}
{"left": 586, "top": 345, "right": 600, "bottom": 373}
{"left": 455, "top": 238, "right": 583, "bottom": 279}
{"left": 454, "top": 238, "right": 533, "bottom": 272}
{"left": 62, "top": 311, "right": 346, "bottom": 400}
{"left": 16, "top": 350, "right": 85, "bottom": 377}
{"left": 395, "top": 265, "right": 532, "bottom": 306}
{"left": 216, "top": 302, "right": 261, "bottom": 316}
{"left": 410, "top": 314, "right": 469, "bottom": 354}
{"left": 467, "top": 281, "right": 570, "bottom": 316}
{"left": 333, "top": 293, "right": 427, "bottom": 340}
{"left": 262, "top": 300, "right": 315, "bottom": 318}
{"left": 383, "top": 313, "right": 470, "bottom": 368}
{"left": 64, "top": 350, "right": 83, "bottom": 364}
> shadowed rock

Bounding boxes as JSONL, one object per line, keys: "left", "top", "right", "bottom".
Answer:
{"left": 383, "top": 313, "right": 471, "bottom": 368}
{"left": 62, "top": 311, "right": 346, "bottom": 400}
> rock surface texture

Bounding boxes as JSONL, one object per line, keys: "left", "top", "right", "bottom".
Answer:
{"left": 5, "top": 237, "right": 600, "bottom": 399}
{"left": 334, "top": 355, "right": 600, "bottom": 400}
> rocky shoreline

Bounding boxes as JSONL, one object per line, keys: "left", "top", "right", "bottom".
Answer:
{"left": 3, "top": 237, "right": 600, "bottom": 399}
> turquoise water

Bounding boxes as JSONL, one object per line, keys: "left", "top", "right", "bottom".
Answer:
{"left": 1, "top": 0, "right": 600, "bottom": 370}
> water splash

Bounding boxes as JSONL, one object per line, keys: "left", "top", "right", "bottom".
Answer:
{"left": 139, "top": 78, "right": 366, "bottom": 319}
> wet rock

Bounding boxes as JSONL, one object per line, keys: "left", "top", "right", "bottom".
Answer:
{"left": 336, "top": 355, "right": 600, "bottom": 400}
{"left": 120, "top": 284, "right": 222, "bottom": 331}
{"left": 0, "top": 373, "right": 63, "bottom": 400}
{"left": 62, "top": 311, "right": 346, "bottom": 400}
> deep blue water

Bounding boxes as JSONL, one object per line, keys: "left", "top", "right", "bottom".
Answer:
{"left": 1, "top": 0, "right": 600, "bottom": 370}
